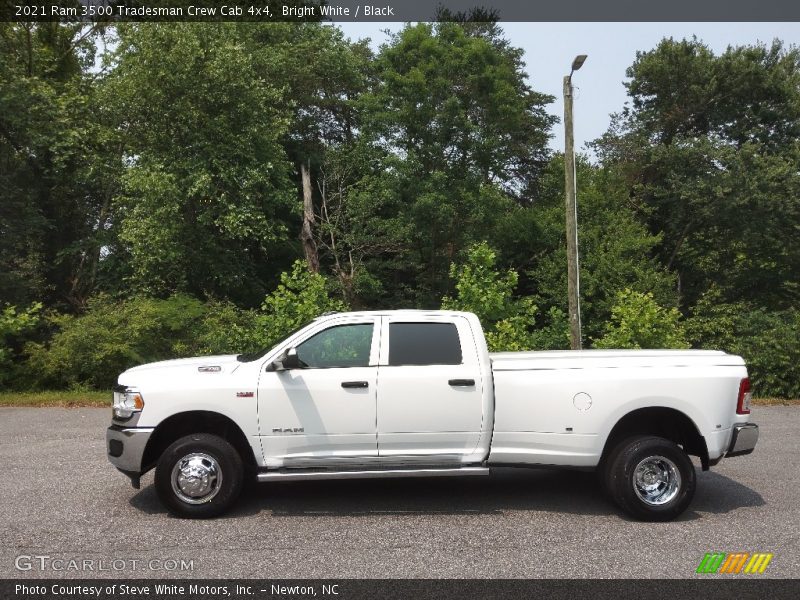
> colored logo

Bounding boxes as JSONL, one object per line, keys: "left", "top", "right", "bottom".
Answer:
{"left": 696, "top": 552, "right": 773, "bottom": 574}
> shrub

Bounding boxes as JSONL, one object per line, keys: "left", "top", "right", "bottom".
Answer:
{"left": 21, "top": 262, "right": 348, "bottom": 390}
{"left": 255, "top": 260, "right": 348, "bottom": 349}
{"left": 528, "top": 306, "right": 570, "bottom": 350}
{"left": 198, "top": 301, "right": 261, "bottom": 356}
{"left": 442, "top": 243, "right": 568, "bottom": 351}
{"left": 687, "top": 290, "right": 800, "bottom": 398}
{"left": 0, "top": 303, "right": 42, "bottom": 387}
{"left": 25, "top": 295, "right": 208, "bottom": 390}
{"left": 594, "top": 289, "right": 689, "bottom": 349}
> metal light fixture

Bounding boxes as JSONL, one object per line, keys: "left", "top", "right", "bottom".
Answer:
{"left": 570, "top": 54, "right": 588, "bottom": 75}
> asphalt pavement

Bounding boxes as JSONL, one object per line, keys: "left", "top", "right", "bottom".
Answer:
{"left": 1, "top": 406, "right": 797, "bottom": 579}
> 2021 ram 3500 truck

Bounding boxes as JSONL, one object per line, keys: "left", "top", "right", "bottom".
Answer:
{"left": 107, "top": 310, "right": 758, "bottom": 521}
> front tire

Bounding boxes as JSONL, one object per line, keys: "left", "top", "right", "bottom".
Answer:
{"left": 606, "top": 435, "right": 695, "bottom": 521}
{"left": 155, "top": 433, "right": 243, "bottom": 518}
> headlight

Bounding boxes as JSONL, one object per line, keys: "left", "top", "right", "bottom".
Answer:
{"left": 113, "top": 388, "right": 144, "bottom": 419}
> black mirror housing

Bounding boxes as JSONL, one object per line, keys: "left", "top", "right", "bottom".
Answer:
{"left": 282, "top": 348, "right": 301, "bottom": 369}
{"left": 267, "top": 347, "right": 301, "bottom": 372}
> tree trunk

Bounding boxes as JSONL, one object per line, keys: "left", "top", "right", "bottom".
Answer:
{"left": 299, "top": 160, "right": 320, "bottom": 273}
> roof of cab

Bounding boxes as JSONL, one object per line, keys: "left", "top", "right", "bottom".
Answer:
{"left": 313, "top": 309, "right": 477, "bottom": 320}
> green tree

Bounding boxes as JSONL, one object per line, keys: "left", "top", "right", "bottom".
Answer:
{"left": 314, "top": 140, "right": 409, "bottom": 307}
{"left": 0, "top": 303, "right": 41, "bottom": 386}
{"left": 197, "top": 260, "right": 350, "bottom": 358}
{"left": 594, "top": 289, "right": 689, "bottom": 349}
{"left": 0, "top": 23, "right": 117, "bottom": 310}
{"left": 687, "top": 288, "right": 800, "bottom": 398}
{"left": 362, "top": 22, "right": 556, "bottom": 304}
{"left": 197, "top": 301, "right": 261, "bottom": 357}
{"left": 442, "top": 243, "right": 566, "bottom": 351}
{"left": 526, "top": 156, "right": 677, "bottom": 344}
{"left": 105, "top": 23, "right": 297, "bottom": 305}
{"left": 442, "top": 243, "right": 519, "bottom": 320}
{"left": 595, "top": 38, "right": 800, "bottom": 311}
{"left": 242, "top": 24, "right": 374, "bottom": 272}
{"left": 255, "top": 260, "right": 348, "bottom": 349}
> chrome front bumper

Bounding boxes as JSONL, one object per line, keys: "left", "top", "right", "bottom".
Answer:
{"left": 106, "top": 425, "right": 154, "bottom": 484}
{"left": 726, "top": 422, "right": 759, "bottom": 457}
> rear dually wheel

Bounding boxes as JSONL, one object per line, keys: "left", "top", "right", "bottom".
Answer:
{"left": 606, "top": 435, "right": 696, "bottom": 521}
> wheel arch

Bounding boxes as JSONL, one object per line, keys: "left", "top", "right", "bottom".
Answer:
{"left": 599, "top": 406, "right": 710, "bottom": 470}
{"left": 142, "top": 410, "right": 257, "bottom": 473}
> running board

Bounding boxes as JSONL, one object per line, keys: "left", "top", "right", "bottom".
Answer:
{"left": 256, "top": 466, "right": 490, "bottom": 483}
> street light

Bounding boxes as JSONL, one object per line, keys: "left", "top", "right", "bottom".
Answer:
{"left": 571, "top": 54, "right": 587, "bottom": 73}
{"left": 563, "top": 54, "right": 586, "bottom": 350}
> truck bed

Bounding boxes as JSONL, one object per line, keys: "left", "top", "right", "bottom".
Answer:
{"left": 491, "top": 349, "right": 745, "bottom": 371}
{"left": 488, "top": 349, "right": 747, "bottom": 468}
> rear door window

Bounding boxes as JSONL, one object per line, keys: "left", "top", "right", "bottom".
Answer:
{"left": 388, "top": 322, "right": 462, "bottom": 366}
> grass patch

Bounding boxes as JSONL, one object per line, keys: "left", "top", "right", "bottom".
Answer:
{"left": 752, "top": 397, "right": 800, "bottom": 406}
{"left": 0, "top": 390, "right": 109, "bottom": 407}
{"left": 0, "top": 390, "right": 797, "bottom": 408}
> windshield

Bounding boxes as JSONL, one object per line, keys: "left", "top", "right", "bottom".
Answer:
{"left": 236, "top": 320, "right": 314, "bottom": 363}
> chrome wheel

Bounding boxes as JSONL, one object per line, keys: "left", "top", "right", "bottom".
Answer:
{"left": 632, "top": 455, "right": 681, "bottom": 506}
{"left": 170, "top": 452, "right": 222, "bottom": 505}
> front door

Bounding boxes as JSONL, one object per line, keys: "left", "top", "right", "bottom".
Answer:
{"left": 258, "top": 318, "right": 379, "bottom": 467}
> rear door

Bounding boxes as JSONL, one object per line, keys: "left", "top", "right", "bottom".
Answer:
{"left": 376, "top": 316, "right": 485, "bottom": 461}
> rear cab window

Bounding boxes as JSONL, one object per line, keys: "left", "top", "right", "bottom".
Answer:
{"left": 388, "top": 322, "right": 463, "bottom": 366}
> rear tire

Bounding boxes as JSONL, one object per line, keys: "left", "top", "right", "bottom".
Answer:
{"left": 155, "top": 433, "right": 243, "bottom": 519}
{"left": 597, "top": 438, "right": 627, "bottom": 498}
{"left": 606, "top": 435, "right": 695, "bottom": 521}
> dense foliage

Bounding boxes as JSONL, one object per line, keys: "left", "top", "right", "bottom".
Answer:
{"left": 25, "top": 295, "right": 210, "bottom": 389}
{"left": 1, "top": 23, "right": 798, "bottom": 396}
{"left": 593, "top": 289, "right": 689, "bottom": 350}
{"left": 0, "top": 303, "right": 41, "bottom": 386}
{"left": 442, "top": 242, "right": 567, "bottom": 351}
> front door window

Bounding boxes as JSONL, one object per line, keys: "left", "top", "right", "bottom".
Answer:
{"left": 296, "top": 323, "right": 374, "bottom": 369}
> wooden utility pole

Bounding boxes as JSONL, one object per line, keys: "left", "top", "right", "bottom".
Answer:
{"left": 563, "top": 65, "right": 584, "bottom": 350}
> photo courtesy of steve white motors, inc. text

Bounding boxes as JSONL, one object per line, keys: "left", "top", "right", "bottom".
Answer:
{"left": 14, "top": 583, "right": 337, "bottom": 597}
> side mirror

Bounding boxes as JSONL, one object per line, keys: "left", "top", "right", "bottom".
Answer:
{"left": 266, "top": 347, "right": 301, "bottom": 372}
{"left": 283, "top": 347, "right": 302, "bottom": 369}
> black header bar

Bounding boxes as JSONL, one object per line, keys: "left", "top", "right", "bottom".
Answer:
{"left": 3, "top": 0, "right": 800, "bottom": 22}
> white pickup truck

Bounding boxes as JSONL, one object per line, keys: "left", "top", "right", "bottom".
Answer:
{"left": 107, "top": 310, "right": 758, "bottom": 521}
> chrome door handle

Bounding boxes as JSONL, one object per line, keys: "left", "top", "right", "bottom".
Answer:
{"left": 448, "top": 379, "right": 475, "bottom": 387}
{"left": 341, "top": 381, "right": 369, "bottom": 389}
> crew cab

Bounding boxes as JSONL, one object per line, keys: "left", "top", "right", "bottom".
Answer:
{"left": 106, "top": 310, "right": 758, "bottom": 521}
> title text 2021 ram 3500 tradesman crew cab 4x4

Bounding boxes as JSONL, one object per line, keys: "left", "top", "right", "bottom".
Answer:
{"left": 107, "top": 310, "right": 758, "bottom": 520}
